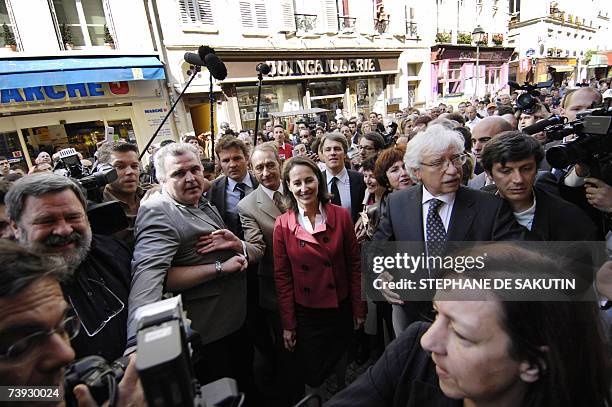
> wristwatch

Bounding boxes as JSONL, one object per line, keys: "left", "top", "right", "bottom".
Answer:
{"left": 215, "top": 260, "right": 223, "bottom": 278}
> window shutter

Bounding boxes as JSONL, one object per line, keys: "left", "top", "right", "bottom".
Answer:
{"left": 320, "top": 0, "right": 338, "bottom": 33}
{"left": 239, "top": 1, "right": 254, "bottom": 29}
{"left": 254, "top": 1, "right": 268, "bottom": 29}
{"left": 278, "top": 0, "right": 296, "bottom": 32}
{"left": 387, "top": 0, "right": 406, "bottom": 35}
{"left": 179, "top": 0, "right": 198, "bottom": 24}
{"left": 196, "top": 0, "right": 214, "bottom": 25}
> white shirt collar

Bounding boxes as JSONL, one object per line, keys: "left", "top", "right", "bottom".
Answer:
{"left": 261, "top": 183, "right": 285, "bottom": 201}
{"left": 326, "top": 166, "right": 348, "bottom": 184}
{"left": 297, "top": 203, "right": 326, "bottom": 233}
{"left": 421, "top": 185, "right": 456, "bottom": 206}
{"left": 227, "top": 173, "right": 253, "bottom": 191}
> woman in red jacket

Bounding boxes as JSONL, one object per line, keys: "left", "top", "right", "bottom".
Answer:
{"left": 273, "top": 156, "right": 366, "bottom": 389}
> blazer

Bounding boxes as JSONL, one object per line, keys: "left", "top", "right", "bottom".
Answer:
{"left": 237, "top": 185, "right": 282, "bottom": 310}
{"left": 128, "top": 190, "right": 254, "bottom": 346}
{"left": 373, "top": 184, "right": 523, "bottom": 244}
{"left": 322, "top": 168, "right": 367, "bottom": 223}
{"left": 207, "top": 173, "right": 259, "bottom": 235}
{"left": 273, "top": 203, "right": 366, "bottom": 330}
{"left": 326, "top": 322, "right": 461, "bottom": 407}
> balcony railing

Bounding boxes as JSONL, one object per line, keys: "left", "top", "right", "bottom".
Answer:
{"left": 295, "top": 14, "right": 318, "bottom": 34}
{"left": 374, "top": 18, "right": 388, "bottom": 34}
{"left": 435, "top": 30, "right": 452, "bottom": 43}
{"left": 338, "top": 15, "right": 356, "bottom": 33}
{"left": 406, "top": 21, "right": 418, "bottom": 38}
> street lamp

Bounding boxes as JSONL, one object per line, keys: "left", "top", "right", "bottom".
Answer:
{"left": 472, "top": 25, "right": 485, "bottom": 99}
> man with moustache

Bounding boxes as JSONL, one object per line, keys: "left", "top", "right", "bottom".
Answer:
{"left": 5, "top": 173, "right": 132, "bottom": 362}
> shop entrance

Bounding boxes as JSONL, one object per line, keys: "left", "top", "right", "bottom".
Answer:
{"left": 308, "top": 80, "right": 344, "bottom": 120}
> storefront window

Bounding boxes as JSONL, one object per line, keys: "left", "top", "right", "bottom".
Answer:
{"left": 348, "top": 78, "right": 384, "bottom": 116}
{"left": 23, "top": 120, "right": 104, "bottom": 160}
{"left": 108, "top": 119, "right": 136, "bottom": 143}
{"left": 236, "top": 83, "right": 303, "bottom": 131}
{"left": 0, "top": 131, "right": 26, "bottom": 170}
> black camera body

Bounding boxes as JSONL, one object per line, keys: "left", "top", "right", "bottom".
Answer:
{"left": 64, "top": 355, "right": 130, "bottom": 407}
{"left": 545, "top": 108, "right": 612, "bottom": 184}
{"left": 508, "top": 80, "right": 553, "bottom": 114}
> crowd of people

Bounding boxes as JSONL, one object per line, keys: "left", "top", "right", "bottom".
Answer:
{"left": 1, "top": 78, "right": 612, "bottom": 407}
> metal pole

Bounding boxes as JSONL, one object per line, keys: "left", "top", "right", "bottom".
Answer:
{"left": 209, "top": 72, "right": 215, "bottom": 149}
{"left": 475, "top": 43, "right": 480, "bottom": 99}
{"left": 253, "top": 71, "right": 264, "bottom": 146}
{"left": 139, "top": 65, "right": 201, "bottom": 160}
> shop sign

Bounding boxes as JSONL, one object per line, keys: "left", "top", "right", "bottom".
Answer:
{"left": 0, "top": 81, "right": 130, "bottom": 104}
{"left": 265, "top": 58, "right": 380, "bottom": 77}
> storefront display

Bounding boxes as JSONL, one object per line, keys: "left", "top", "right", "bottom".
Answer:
{"left": 236, "top": 83, "right": 303, "bottom": 130}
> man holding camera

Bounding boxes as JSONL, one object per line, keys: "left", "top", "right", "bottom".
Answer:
{"left": 0, "top": 240, "right": 145, "bottom": 407}
{"left": 5, "top": 173, "right": 131, "bottom": 363}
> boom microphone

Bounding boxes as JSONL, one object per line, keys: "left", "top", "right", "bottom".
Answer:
{"left": 198, "top": 45, "right": 216, "bottom": 60}
{"left": 522, "top": 115, "right": 565, "bottom": 135}
{"left": 184, "top": 52, "right": 205, "bottom": 66}
{"left": 204, "top": 53, "right": 228, "bottom": 81}
{"left": 256, "top": 63, "right": 271, "bottom": 75}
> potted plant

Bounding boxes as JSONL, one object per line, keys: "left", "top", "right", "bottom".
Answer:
{"left": 435, "top": 31, "right": 451, "bottom": 43}
{"left": 457, "top": 32, "right": 472, "bottom": 44}
{"left": 104, "top": 25, "right": 114, "bottom": 49}
{"left": 60, "top": 24, "right": 74, "bottom": 50}
{"left": 492, "top": 33, "right": 503, "bottom": 45}
{"left": 2, "top": 23, "right": 16, "bottom": 51}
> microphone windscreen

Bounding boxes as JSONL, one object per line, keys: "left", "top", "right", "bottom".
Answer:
{"left": 205, "top": 53, "right": 228, "bottom": 81}
{"left": 184, "top": 52, "right": 205, "bottom": 66}
{"left": 198, "top": 45, "right": 216, "bottom": 60}
{"left": 256, "top": 63, "right": 271, "bottom": 75}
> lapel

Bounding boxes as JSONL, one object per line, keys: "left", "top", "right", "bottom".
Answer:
{"left": 403, "top": 186, "right": 425, "bottom": 241}
{"left": 256, "top": 186, "right": 280, "bottom": 220}
{"left": 211, "top": 176, "right": 227, "bottom": 218}
{"left": 447, "top": 186, "right": 476, "bottom": 241}
{"left": 347, "top": 169, "right": 360, "bottom": 211}
{"left": 163, "top": 192, "right": 223, "bottom": 229}
{"left": 286, "top": 204, "right": 336, "bottom": 246}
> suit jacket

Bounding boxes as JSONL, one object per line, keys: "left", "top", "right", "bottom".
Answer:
{"left": 373, "top": 184, "right": 523, "bottom": 243}
{"left": 237, "top": 185, "right": 281, "bottom": 310}
{"left": 207, "top": 173, "right": 259, "bottom": 236}
{"left": 273, "top": 203, "right": 366, "bottom": 330}
{"left": 128, "top": 190, "right": 254, "bottom": 346}
{"left": 322, "top": 169, "right": 367, "bottom": 223}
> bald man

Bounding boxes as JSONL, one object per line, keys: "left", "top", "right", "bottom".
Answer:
{"left": 468, "top": 116, "right": 513, "bottom": 189}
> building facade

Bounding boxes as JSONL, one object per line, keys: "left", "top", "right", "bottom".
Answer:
{"left": 153, "top": 0, "right": 431, "bottom": 136}
{"left": 508, "top": 0, "right": 611, "bottom": 85}
{"left": 0, "top": 0, "right": 172, "bottom": 170}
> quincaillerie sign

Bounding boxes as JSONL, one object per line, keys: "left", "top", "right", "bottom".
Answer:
{"left": 265, "top": 58, "right": 381, "bottom": 77}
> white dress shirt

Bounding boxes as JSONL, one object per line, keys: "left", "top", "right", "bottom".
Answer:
{"left": 297, "top": 203, "right": 326, "bottom": 234}
{"left": 421, "top": 186, "right": 456, "bottom": 236}
{"left": 260, "top": 183, "right": 285, "bottom": 201}
{"left": 226, "top": 173, "right": 254, "bottom": 214}
{"left": 324, "top": 167, "right": 352, "bottom": 214}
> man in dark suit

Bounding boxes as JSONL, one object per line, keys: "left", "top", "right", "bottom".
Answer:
{"left": 467, "top": 116, "right": 513, "bottom": 188}
{"left": 373, "top": 124, "right": 522, "bottom": 333}
{"left": 481, "top": 131, "right": 599, "bottom": 241}
{"left": 318, "top": 132, "right": 366, "bottom": 223}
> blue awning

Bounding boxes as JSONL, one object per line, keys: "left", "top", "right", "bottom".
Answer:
{"left": 0, "top": 56, "right": 165, "bottom": 90}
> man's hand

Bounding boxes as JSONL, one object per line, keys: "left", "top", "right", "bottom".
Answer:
{"left": 377, "top": 271, "right": 404, "bottom": 305}
{"left": 221, "top": 255, "right": 248, "bottom": 274}
{"left": 354, "top": 316, "right": 366, "bottom": 330}
{"left": 283, "top": 329, "right": 296, "bottom": 351}
{"left": 195, "top": 229, "right": 242, "bottom": 254}
{"left": 73, "top": 355, "right": 147, "bottom": 407}
{"left": 585, "top": 177, "right": 612, "bottom": 212}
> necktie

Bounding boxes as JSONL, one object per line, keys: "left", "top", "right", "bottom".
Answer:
{"left": 426, "top": 199, "right": 447, "bottom": 258}
{"left": 330, "top": 176, "right": 341, "bottom": 206}
{"left": 235, "top": 182, "right": 247, "bottom": 200}
{"left": 273, "top": 191, "right": 286, "bottom": 214}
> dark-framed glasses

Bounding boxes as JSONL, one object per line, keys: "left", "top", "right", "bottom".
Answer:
{"left": 0, "top": 315, "right": 80, "bottom": 362}
{"left": 421, "top": 154, "right": 467, "bottom": 171}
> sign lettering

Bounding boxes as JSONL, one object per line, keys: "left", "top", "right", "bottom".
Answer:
{"left": 266, "top": 58, "right": 380, "bottom": 77}
{"left": 0, "top": 81, "right": 130, "bottom": 104}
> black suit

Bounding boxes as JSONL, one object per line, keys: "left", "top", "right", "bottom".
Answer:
{"left": 374, "top": 184, "right": 523, "bottom": 243}
{"left": 323, "top": 168, "right": 367, "bottom": 223}
{"left": 207, "top": 173, "right": 259, "bottom": 236}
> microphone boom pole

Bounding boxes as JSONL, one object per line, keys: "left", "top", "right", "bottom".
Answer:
{"left": 253, "top": 63, "right": 271, "bottom": 146}
{"left": 139, "top": 65, "right": 201, "bottom": 160}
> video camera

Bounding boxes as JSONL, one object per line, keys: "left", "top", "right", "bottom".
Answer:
{"left": 64, "top": 296, "right": 244, "bottom": 407}
{"left": 508, "top": 80, "right": 553, "bottom": 114}
{"left": 524, "top": 108, "right": 612, "bottom": 185}
{"left": 53, "top": 148, "right": 118, "bottom": 202}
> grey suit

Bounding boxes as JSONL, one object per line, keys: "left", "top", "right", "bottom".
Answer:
{"left": 127, "top": 190, "right": 248, "bottom": 346}
{"left": 236, "top": 185, "right": 281, "bottom": 310}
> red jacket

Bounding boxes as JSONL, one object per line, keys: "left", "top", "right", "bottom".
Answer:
{"left": 273, "top": 203, "right": 366, "bottom": 330}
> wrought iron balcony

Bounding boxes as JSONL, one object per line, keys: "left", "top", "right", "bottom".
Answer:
{"left": 338, "top": 15, "right": 356, "bottom": 33}
{"left": 295, "top": 14, "right": 318, "bottom": 34}
{"left": 374, "top": 17, "right": 388, "bottom": 34}
{"left": 406, "top": 21, "right": 418, "bottom": 38}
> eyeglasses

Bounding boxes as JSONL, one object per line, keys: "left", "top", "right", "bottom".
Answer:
{"left": 420, "top": 154, "right": 467, "bottom": 171}
{"left": 0, "top": 315, "right": 80, "bottom": 362}
{"left": 357, "top": 145, "right": 376, "bottom": 151}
